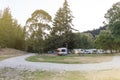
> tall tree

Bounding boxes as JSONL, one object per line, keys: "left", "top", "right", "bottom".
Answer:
{"left": 105, "top": 2, "right": 120, "bottom": 24}
{"left": 0, "top": 8, "right": 25, "bottom": 50}
{"left": 105, "top": 2, "right": 120, "bottom": 50}
{"left": 13, "top": 20, "right": 25, "bottom": 50}
{"left": 25, "top": 9, "right": 52, "bottom": 52}
{"left": 51, "top": 0, "right": 74, "bottom": 49}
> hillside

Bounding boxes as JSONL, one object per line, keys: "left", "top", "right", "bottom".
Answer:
{"left": 0, "top": 48, "right": 26, "bottom": 56}
{"left": 83, "top": 25, "right": 107, "bottom": 38}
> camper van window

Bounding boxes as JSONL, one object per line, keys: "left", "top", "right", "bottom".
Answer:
{"left": 62, "top": 49, "right": 66, "bottom": 52}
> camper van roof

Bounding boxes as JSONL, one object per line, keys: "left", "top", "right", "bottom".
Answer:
{"left": 58, "top": 47, "right": 67, "bottom": 49}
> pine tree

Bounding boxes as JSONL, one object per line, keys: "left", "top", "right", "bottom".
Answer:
{"left": 0, "top": 8, "right": 25, "bottom": 49}
{"left": 51, "top": 0, "right": 74, "bottom": 49}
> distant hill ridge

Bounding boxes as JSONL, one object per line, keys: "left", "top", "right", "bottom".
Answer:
{"left": 83, "top": 25, "right": 107, "bottom": 38}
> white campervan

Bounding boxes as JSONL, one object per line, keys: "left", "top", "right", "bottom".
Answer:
{"left": 57, "top": 48, "right": 68, "bottom": 55}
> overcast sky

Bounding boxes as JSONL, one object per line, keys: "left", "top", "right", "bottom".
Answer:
{"left": 0, "top": 0, "right": 120, "bottom": 32}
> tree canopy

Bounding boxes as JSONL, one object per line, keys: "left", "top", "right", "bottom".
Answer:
{"left": 104, "top": 2, "right": 120, "bottom": 50}
{"left": 25, "top": 9, "right": 52, "bottom": 52}
{"left": 50, "top": 0, "right": 74, "bottom": 49}
{"left": 0, "top": 8, "right": 25, "bottom": 50}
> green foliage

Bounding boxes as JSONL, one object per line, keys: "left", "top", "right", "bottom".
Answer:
{"left": 95, "top": 30, "right": 114, "bottom": 52}
{"left": 45, "top": 32, "right": 94, "bottom": 51}
{"left": 105, "top": 2, "right": 120, "bottom": 24}
{"left": 25, "top": 9, "right": 52, "bottom": 52}
{"left": 104, "top": 2, "right": 120, "bottom": 51}
{"left": 52, "top": 0, "right": 73, "bottom": 35}
{"left": 81, "top": 34, "right": 93, "bottom": 49}
{"left": 44, "top": 35, "right": 64, "bottom": 51}
{"left": 109, "top": 21, "right": 120, "bottom": 50}
{"left": 73, "top": 33, "right": 94, "bottom": 49}
{"left": 49, "top": 0, "right": 74, "bottom": 50}
{"left": 109, "top": 21, "right": 120, "bottom": 37}
{"left": 0, "top": 8, "right": 25, "bottom": 50}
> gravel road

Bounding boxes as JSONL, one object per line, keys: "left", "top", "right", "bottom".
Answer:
{"left": 0, "top": 54, "right": 120, "bottom": 72}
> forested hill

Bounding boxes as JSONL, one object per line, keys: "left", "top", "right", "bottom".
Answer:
{"left": 83, "top": 25, "right": 107, "bottom": 38}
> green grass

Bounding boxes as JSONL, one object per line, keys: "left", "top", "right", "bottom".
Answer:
{"left": 26, "top": 54, "right": 114, "bottom": 64}
{"left": 26, "top": 55, "right": 79, "bottom": 64}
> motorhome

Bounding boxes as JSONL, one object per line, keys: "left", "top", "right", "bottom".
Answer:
{"left": 57, "top": 48, "right": 68, "bottom": 55}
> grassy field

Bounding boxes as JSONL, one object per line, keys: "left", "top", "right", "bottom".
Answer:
{"left": 0, "top": 48, "right": 26, "bottom": 61}
{"left": 1, "top": 67, "right": 120, "bottom": 80}
{"left": 26, "top": 54, "right": 114, "bottom": 64}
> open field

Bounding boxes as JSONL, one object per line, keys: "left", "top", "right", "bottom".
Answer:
{"left": 0, "top": 48, "right": 26, "bottom": 61}
{"left": 26, "top": 54, "right": 114, "bottom": 64}
{"left": 1, "top": 67, "right": 120, "bottom": 80}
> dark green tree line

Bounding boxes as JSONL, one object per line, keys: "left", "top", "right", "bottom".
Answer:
{"left": 73, "top": 33, "right": 94, "bottom": 49}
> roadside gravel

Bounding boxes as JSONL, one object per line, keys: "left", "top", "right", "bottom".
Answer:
{"left": 0, "top": 54, "right": 120, "bottom": 72}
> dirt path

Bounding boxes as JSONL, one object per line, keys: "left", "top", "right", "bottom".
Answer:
{"left": 0, "top": 54, "right": 120, "bottom": 72}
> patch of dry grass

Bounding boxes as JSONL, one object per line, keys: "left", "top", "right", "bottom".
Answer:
{"left": 0, "top": 48, "right": 26, "bottom": 60}
{"left": 0, "top": 68, "right": 86, "bottom": 80}
{"left": 1, "top": 68, "right": 120, "bottom": 80}
{"left": 85, "top": 69, "right": 120, "bottom": 80}
{"left": 0, "top": 48, "right": 26, "bottom": 55}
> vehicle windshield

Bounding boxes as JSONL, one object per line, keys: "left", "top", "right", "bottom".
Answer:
{"left": 61, "top": 49, "right": 66, "bottom": 52}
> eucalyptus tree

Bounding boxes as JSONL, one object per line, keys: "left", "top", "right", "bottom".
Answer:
{"left": 25, "top": 9, "right": 52, "bottom": 52}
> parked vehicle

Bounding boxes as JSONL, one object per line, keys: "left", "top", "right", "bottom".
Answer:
{"left": 73, "top": 49, "right": 107, "bottom": 54}
{"left": 57, "top": 48, "right": 68, "bottom": 56}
